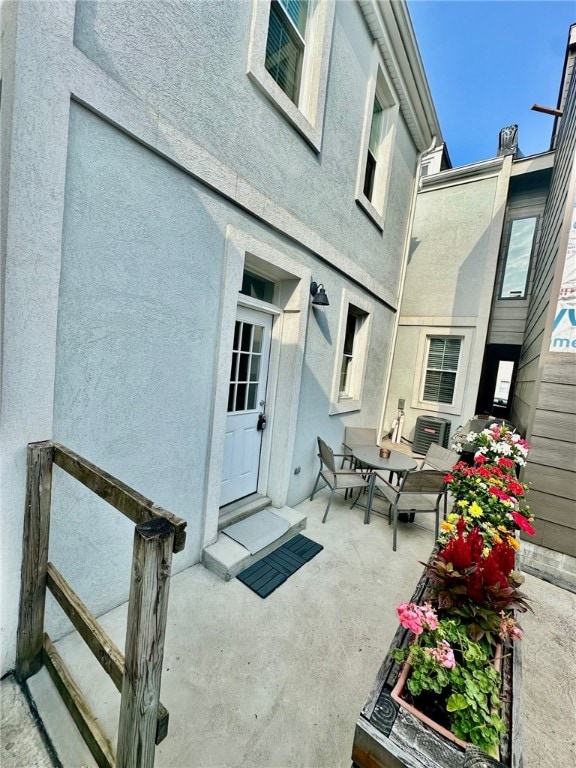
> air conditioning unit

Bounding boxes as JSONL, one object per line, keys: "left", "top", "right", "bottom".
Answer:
{"left": 413, "top": 416, "right": 451, "bottom": 455}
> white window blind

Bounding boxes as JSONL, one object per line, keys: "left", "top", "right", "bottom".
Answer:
{"left": 265, "top": 0, "right": 308, "bottom": 105}
{"left": 423, "top": 338, "right": 461, "bottom": 404}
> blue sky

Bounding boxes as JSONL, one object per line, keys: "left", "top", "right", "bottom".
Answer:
{"left": 407, "top": 1, "right": 575, "bottom": 167}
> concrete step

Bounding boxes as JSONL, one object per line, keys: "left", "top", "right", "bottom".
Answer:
{"left": 217, "top": 493, "right": 272, "bottom": 531}
{"left": 202, "top": 505, "right": 307, "bottom": 581}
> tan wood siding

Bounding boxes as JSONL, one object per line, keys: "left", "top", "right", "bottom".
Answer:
{"left": 528, "top": 436, "right": 576, "bottom": 471}
{"left": 527, "top": 490, "right": 575, "bottom": 527}
{"left": 526, "top": 464, "right": 576, "bottom": 500}
{"left": 532, "top": 408, "right": 576, "bottom": 442}
{"left": 524, "top": 518, "right": 576, "bottom": 557}
{"left": 512, "top": 69, "right": 576, "bottom": 557}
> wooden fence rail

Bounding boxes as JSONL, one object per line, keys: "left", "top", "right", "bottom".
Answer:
{"left": 16, "top": 441, "right": 187, "bottom": 768}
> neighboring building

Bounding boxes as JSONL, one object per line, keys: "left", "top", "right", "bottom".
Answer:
{"left": 385, "top": 24, "right": 576, "bottom": 588}
{"left": 0, "top": 1, "right": 440, "bottom": 674}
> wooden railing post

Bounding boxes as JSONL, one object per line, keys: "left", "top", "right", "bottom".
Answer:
{"left": 117, "top": 518, "right": 175, "bottom": 768}
{"left": 16, "top": 441, "right": 54, "bottom": 681}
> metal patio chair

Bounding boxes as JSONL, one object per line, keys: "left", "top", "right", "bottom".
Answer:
{"left": 310, "top": 436, "right": 372, "bottom": 523}
{"left": 370, "top": 468, "right": 447, "bottom": 551}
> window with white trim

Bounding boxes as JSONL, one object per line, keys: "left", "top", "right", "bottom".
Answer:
{"left": 330, "top": 291, "right": 372, "bottom": 414}
{"left": 265, "top": 1, "right": 309, "bottom": 105}
{"left": 247, "top": 0, "right": 335, "bottom": 151}
{"left": 355, "top": 57, "right": 399, "bottom": 228}
{"left": 422, "top": 337, "right": 462, "bottom": 405}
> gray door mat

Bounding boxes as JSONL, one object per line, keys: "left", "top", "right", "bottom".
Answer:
{"left": 222, "top": 509, "right": 290, "bottom": 554}
{"left": 236, "top": 535, "right": 323, "bottom": 598}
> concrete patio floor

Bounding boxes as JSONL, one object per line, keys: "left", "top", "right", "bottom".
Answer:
{"left": 8, "top": 491, "right": 576, "bottom": 767}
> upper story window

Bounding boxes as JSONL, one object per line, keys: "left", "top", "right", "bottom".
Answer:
{"left": 363, "top": 94, "right": 385, "bottom": 201}
{"left": 499, "top": 216, "right": 537, "bottom": 300}
{"left": 247, "top": 0, "right": 335, "bottom": 152}
{"left": 355, "top": 57, "right": 399, "bottom": 230}
{"left": 265, "top": 1, "right": 309, "bottom": 104}
{"left": 422, "top": 337, "right": 462, "bottom": 405}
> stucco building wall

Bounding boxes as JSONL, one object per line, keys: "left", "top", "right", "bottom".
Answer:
{"left": 385, "top": 162, "right": 510, "bottom": 442}
{"left": 0, "top": 1, "right": 435, "bottom": 672}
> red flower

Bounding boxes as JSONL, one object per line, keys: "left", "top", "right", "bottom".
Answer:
{"left": 498, "top": 457, "right": 514, "bottom": 469}
{"left": 489, "top": 487, "right": 511, "bottom": 502}
{"left": 443, "top": 473, "right": 454, "bottom": 483}
{"left": 507, "top": 480, "right": 525, "bottom": 497}
{"left": 474, "top": 455, "right": 488, "bottom": 465}
{"left": 512, "top": 512, "right": 536, "bottom": 536}
{"left": 477, "top": 466, "right": 491, "bottom": 478}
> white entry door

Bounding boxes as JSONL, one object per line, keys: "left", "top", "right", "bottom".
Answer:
{"left": 220, "top": 306, "right": 273, "bottom": 507}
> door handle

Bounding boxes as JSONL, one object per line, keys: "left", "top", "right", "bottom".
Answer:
{"left": 257, "top": 413, "right": 267, "bottom": 431}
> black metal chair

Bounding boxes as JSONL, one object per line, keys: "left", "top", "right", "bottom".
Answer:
{"left": 310, "top": 437, "right": 372, "bottom": 523}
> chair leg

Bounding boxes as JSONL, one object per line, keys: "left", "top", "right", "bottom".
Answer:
{"left": 434, "top": 503, "right": 440, "bottom": 541}
{"left": 310, "top": 470, "right": 322, "bottom": 501}
{"left": 392, "top": 504, "right": 398, "bottom": 551}
{"left": 322, "top": 488, "right": 336, "bottom": 523}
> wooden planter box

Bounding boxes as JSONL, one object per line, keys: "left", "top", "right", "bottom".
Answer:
{"left": 352, "top": 568, "right": 523, "bottom": 768}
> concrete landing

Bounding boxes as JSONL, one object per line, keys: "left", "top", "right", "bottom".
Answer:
{"left": 202, "top": 505, "right": 306, "bottom": 580}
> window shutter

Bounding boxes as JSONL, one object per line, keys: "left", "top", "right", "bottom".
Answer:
{"left": 423, "top": 338, "right": 461, "bottom": 404}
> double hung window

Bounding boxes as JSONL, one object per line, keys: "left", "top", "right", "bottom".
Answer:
{"left": 247, "top": 0, "right": 335, "bottom": 151}
{"left": 422, "top": 337, "right": 462, "bottom": 405}
{"left": 356, "top": 59, "right": 398, "bottom": 228}
{"left": 265, "top": 1, "right": 308, "bottom": 105}
{"left": 330, "top": 291, "right": 372, "bottom": 414}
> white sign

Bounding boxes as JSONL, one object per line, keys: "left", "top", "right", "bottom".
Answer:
{"left": 550, "top": 197, "right": 576, "bottom": 352}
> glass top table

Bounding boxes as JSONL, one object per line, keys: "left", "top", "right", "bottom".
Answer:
{"left": 351, "top": 446, "right": 418, "bottom": 524}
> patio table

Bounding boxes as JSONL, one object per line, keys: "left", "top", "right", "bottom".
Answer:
{"left": 351, "top": 447, "right": 417, "bottom": 524}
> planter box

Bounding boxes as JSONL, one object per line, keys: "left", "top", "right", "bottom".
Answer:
{"left": 351, "top": 568, "right": 523, "bottom": 768}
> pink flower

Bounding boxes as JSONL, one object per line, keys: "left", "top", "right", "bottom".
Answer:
{"left": 396, "top": 602, "right": 439, "bottom": 635}
{"left": 426, "top": 640, "right": 456, "bottom": 669}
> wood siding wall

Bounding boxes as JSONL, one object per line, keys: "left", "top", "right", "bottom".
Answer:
{"left": 487, "top": 175, "right": 550, "bottom": 346}
{"left": 513, "top": 72, "right": 576, "bottom": 557}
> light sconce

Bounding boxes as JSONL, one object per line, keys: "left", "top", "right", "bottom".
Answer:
{"left": 310, "top": 281, "right": 329, "bottom": 306}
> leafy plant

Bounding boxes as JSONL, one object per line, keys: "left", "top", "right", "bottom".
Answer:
{"left": 423, "top": 518, "right": 530, "bottom": 642}
{"left": 392, "top": 614, "right": 506, "bottom": 756}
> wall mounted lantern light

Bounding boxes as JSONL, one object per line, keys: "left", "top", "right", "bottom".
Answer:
{"left": 310, "top": 281, "right": 329, "bottom": 306}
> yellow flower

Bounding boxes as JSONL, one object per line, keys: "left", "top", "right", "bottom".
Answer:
{"left": 507, "top": 536, "right": 520, "bottom": 551}
{"left": 492, "top": 534, "right": 503, "bottom": 544}
{"left": 447, "top": 513, "right": 459, "bottom": 523}
{"left": 482, "top": 547, "right": 490, "bottom": 557}
{"left": 441, "top": 521, "right": 455, "bottom": 532}
{"left": 497, "top": 525, "right": 508, "bottom": 533}
{"left": 469, "top": 502, "right": 483, "bottom": 518}
{"left": 457, "top": 499, "right": 469, "bottom": 508}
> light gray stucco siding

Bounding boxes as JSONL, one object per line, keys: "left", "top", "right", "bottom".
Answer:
{"left": 402, "top": 177, "right": 498, "bottom": 318}
{"left": 72, "top": 0, "right": 413, "bottom": 280}
{"left": 50, "top": 103, "right": 223, "bottom": 626}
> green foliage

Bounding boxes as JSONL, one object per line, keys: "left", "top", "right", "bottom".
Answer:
{"left": 393, "top": 616, "right": 506, "bottom": 754}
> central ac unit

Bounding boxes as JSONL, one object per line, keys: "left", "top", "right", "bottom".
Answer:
{"left": 413, "top": 416, "right": 451, "bottom": 455}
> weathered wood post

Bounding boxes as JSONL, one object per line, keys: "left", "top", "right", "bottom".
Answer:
{"left": 117, "top": 518, "right": 175, "bottom": 768}
{"left": 16, "top": 441, "right": 54, "bottom": 681}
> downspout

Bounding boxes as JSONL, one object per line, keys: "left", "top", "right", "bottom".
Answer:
{"left": 378, "top": 134, "right": 437, "bottom": 442}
